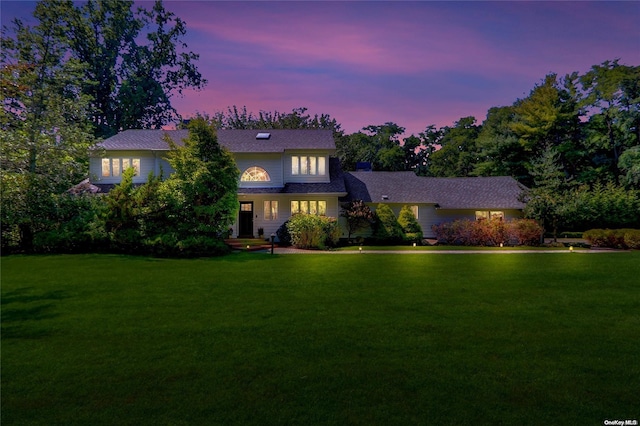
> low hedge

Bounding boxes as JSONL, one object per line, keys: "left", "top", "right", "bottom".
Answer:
{"left": 432, "top": 219, "right": 544, "bottom": 247}
{"left": 583, "top": 228, "right": 640, "bottom": 249}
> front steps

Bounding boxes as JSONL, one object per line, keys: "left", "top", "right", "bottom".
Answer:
{"left": 225, "top": 238, "right": 277, "bottom": 252}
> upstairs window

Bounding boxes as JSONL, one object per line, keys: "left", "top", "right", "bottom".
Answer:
{"left": 102, "top": 158, "right": 140, "bottom": 177}
{"left": 291, "top": 156, "right": 326, "bottom": 176}
{"left": 241, "top": 166, "right": 270, "bottom": 182}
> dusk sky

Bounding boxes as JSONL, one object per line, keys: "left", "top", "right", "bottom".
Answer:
{"left": 2, "top": 1, "right": 639, "bottom": 136}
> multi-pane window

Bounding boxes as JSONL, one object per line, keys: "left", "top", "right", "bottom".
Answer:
{"left": 475, "top": 210, "right": 504, "bottom": 221}
{"left": 102, "top": 158, "right": 140, "bottom": 177}
{"left": 291, "top": 156, "right": 327, "bottom": 176}
{"left": 291, "top": 200, "right": 327, "bottom": 216}
{"left": 264, "top": 201, "right": 278, "bottom": 220}
{"left": 241, "top": 166, "right": 270, "bottom": 182}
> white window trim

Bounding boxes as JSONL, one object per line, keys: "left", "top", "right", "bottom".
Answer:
{"left": 291, "top": 156, "right": 327, "bottom": 176}
{"left": 102, "top": 158, "right": 140, "bottom": 177}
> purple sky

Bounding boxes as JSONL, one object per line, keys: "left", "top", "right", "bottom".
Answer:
{"left": 2, "top": 1, "right": 639, "bottom": 136}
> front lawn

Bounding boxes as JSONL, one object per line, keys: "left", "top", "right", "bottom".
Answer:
{"left": 2, "top": 253, "right": 639, "bottom": 425}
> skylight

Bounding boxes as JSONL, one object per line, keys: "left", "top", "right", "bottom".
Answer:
{"left": 256, "top": 132, "right": 271, "bottom": 140}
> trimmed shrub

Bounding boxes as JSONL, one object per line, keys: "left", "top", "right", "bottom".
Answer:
{"left": 372, "top": 204, "right": 405, "bottom": 243}
{"left": 584, "top": 228, "right": 640, "bottom": 249}
{"left": 432, "top": 218, "right": 543, "bottom": 246}
{"left": 276, "top": 220, "right": 292, "bottom": 246}
{"left": 287, "top": 214, "right": 340, "bottom": 249}
{"left": 624, "top": 229, "right": 640, "bottom": 249}
{"left": 398, "top": 205, "right": 423, "bottom": 243}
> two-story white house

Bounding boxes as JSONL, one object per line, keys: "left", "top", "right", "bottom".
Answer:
{"left": 88, "top": 128, "right": 526, "bottom": 239}
{"left": 90, "top": 129, "right": 347, "bottom": 238}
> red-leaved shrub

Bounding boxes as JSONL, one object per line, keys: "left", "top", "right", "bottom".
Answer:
{"left": 432, "top": 219, "right": 543, "bottom": 246}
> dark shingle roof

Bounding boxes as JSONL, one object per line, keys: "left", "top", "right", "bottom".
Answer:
{"left": 218, "top": 129, "right": 335, "bottom": 152}
{"left": 344, "top": 172, "right": 526, "bottom": 209}
{"left": 97, "top": 129, "right": 335, "bottom": 152}
{"left": 96, "top": 129, "right": 187, "bottom": 150}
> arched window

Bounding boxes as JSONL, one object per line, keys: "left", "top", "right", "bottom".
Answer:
{"left": 241, "top": 166, "right": 270, "bottom": 182}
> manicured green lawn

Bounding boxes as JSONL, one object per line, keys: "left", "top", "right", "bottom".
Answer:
{"left": 2, "top": 252, "right": 639, "bottom": 425}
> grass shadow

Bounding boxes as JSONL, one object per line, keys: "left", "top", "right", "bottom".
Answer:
{"left": 1, "top": 288, "right": 70, "bottom": 339}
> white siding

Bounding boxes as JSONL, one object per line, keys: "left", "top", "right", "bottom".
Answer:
{"left": 235, "top": 153, "right": 284, "bottom": 188}
{"left": 350, "top": 203, "right": 439, "bottom": 239}
{"left": 90, "top": 150, "right": 156, "bottom": 184}
{"left": 231, "top": 194, "right": 341, "bottom": 239}
{"left": 283, "top": 151, "right": 331, "bottom": 184}
{"left": 434, "top": 209, "right": 524, "bottom": 224}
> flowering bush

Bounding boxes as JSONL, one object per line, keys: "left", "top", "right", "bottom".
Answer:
{"left": 432, "top": 218, "right": 543, "bottom": 246}
{"left": 286, "top": 214, "right": 340, "bottom": 249}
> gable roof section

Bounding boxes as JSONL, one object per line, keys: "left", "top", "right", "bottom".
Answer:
{"left": 344, "top": 172, "right": 435, "bottom": 203}
{"left": 344, "top": 172, "right": 526, "bottom": 210}
{"left": 98, "top": 129, "right": 189, "bottom": 151}
{"left": 218, "top": 129, "right": 335, "bottom": 152}
{"left": 426, "top": 176, "right": 526, "bottom": 209}
{"left": 97, "top": 129, "right": 335, "bottom": 153}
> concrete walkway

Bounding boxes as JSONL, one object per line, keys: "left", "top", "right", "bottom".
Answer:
{"left": 266, "top": 247, "right": 620, "bottom": 255}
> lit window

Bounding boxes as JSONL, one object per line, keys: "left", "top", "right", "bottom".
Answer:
{"left": 102, "top": 159, "right": 110, "bottom": 177}
{"left": 490, "top": 211, "right": 505, "bottom": 220}
{"left": 291, "top": 156, "right": 327, "bottom": 176}
{"left": 264, "top": 201, "right": 278, "bottom": 220}
{"left": 410, "top": 205, "right": 419, "bottom": 219}
{"left": 132, "top": 159, "right": 140, "bottom": 175}
{"left": 318, "top": 157, "right": 326, "bottom": 175}
{"left": 112, "top": 159, "right": 121, "bottom": 176}
{"left": 475, "top": 211, "right": 489, "bottom": 221}
{"left": 241, "top": 166, "right": 271, "bottom": 182}
{"left": 318, "top": 201, "right": 327, "bottom": 216}
{"left": 291, "top": 200, "right": 327, "bottom": 216}
{"left": 101, "top": 158, "right": 140, "bottom": 177}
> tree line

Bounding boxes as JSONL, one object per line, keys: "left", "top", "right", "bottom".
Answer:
{"left": 1, "top": 0, "right": 638, "bottom": 253}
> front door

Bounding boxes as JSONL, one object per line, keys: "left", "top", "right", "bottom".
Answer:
{"left": 239, "top": 202, "right": 254, "bottom": 237}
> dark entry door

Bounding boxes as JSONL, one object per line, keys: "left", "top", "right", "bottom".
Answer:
{"left": 239, "top": 202, "right": 254, "bottom": 237}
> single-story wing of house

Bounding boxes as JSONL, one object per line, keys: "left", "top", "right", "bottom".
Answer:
{"left": 342, "top": 172, "right": 526, "bottom": 238}
{"left": 88, "top": 128, "right": 527, "bottom": 239}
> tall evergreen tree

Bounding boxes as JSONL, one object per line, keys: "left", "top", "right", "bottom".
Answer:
{"left": 1, "top": 1, "right": 95, "bottom": 251}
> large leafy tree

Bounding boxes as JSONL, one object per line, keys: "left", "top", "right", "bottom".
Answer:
{"left": 473, "top": 106, "right": 527, "bottom": 180}
{"left": 210, "top": 106, "right": 343, "bottom": 133}
{"left": 579, "top": 60, "right": 640, "bottom": 182}
{"left": 1, "top": 1, "right": 95, "bottom": 252}
{"left": 428, "top": 116, "right": 481, "bottom": 177}
{"left": 10, "top": 0, "right": 206, "bottom": 138}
